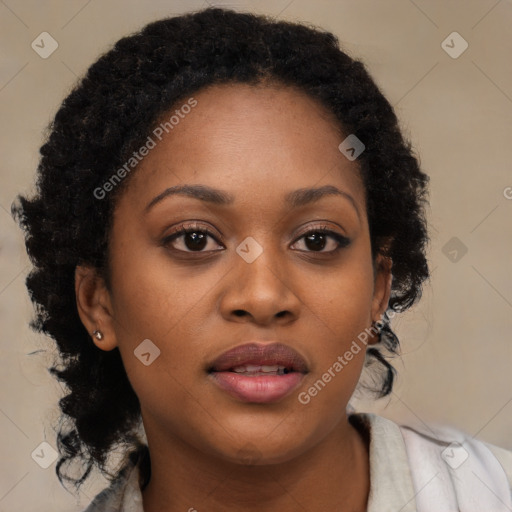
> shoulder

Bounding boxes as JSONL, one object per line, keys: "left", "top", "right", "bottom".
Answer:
{"left": 350, "top": 412, "right": 512, "bottom": 511}
{"left": 483, "top": 441, "right": 512, "bottom": 487}
{"left": 389, "top": 414, "right": 512, "bottom": 510}
{"left": 398, "top": 417, "right": 512, "bottom": 485}
{"left": 82, "top": 462, "right": 143, "bottom": 512}
{"left": 82, "top": 478, "right": 125, "bottom": 512}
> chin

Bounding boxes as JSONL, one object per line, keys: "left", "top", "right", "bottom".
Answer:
{"left": 222, "top": 443, "right": 307, "bottom": 467}
{"left": 206, "top": 421, "right": 317, "bottom": 467}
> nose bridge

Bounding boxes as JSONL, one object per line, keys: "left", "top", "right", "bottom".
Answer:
{"left": 219, "top": 232, "right": 299, "bottom": 322}
{"left": 235, "top": 234, "right": 285, "bottom": 294}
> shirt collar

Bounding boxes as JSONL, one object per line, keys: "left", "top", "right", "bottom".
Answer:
{"left": 356, "top": 412, "right": 418, "bottom": 512}
{"left": 86, "top": 412, "right": 418, "bottom": 512}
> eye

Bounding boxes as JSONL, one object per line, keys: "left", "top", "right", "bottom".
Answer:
{"left": 162, "top": 223, "right": 350, "bottom": 255}
{"left": 162, "top": 222, "right": 224, "bottom": 253}
{"left": 291, "top": 225, "right": 350, "bottom": 253}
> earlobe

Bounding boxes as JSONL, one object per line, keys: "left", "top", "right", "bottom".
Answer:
{"left": 370, "top": 253, "right": 393, "bottom": 335}
{"left": 75, "top": 265, "right": 118, "bottom": 351}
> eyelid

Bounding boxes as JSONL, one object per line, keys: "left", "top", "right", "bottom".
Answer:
{"left": 293, "top": 223, "right": 346, "bottom": 241}
{"left": 165, "top": 221, "right": 220, "bottom": 238}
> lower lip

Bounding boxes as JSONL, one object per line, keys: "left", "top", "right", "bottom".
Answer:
{"left": 209, "top": 371, "right": 305, "bottom": 403}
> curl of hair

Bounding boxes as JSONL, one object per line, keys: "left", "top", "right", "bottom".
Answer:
{"left": 12, "top": 6, "right": 429, "bottom": 491}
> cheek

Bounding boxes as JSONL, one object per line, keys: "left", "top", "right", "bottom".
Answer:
{"left": 295, "top": 257, "right": 375, "bottom": 396}
{"left": 106, "top": 237, "right": 223, "bottom": 398}
{"left": 109, "top": 236, "right": 217, "bottom": 340}
{"left": 302, "top": 256, "right": 375, "bottom": 334}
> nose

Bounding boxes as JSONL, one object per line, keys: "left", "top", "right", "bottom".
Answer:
{"left": 219, "top": 245, "right": 301, "bottom": 326}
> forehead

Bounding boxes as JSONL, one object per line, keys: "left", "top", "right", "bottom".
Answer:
{"left": 121, "top": 82, "right": 366, "bottom": 214}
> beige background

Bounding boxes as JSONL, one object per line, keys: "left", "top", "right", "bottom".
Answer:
{"left": 1, "top": 0, "right": 511, "bottom": 510}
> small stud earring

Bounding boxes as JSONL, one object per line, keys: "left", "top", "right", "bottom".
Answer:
{"left": 92, "top": 330, "right": 104, "bottom": 341}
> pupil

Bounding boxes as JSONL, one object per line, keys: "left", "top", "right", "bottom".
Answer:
{"left": 185, "top": 231, "right": 207, "bottom": 251}
{"left": 305, "top": 233, "right": 326, "bottom": 251}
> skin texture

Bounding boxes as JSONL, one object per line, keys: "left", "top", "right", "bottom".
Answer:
{"left": 75, "top": 83, "right": 392, "bottom": 511}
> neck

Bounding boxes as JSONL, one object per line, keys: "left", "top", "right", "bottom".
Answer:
{"left": 141, "top": 414, "right": 370, "bottom": 512}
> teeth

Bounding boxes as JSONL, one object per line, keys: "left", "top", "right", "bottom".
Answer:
{"left": 231, "top": 365, "right": 290, "bottom": 375}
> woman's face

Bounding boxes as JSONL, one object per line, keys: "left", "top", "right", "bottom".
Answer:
{"left": 88, "top": 83, "right": 391, "bottom": 464}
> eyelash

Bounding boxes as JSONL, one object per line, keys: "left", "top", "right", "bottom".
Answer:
{"left": 161, "top": 222, "right": 351, "bottom": 255}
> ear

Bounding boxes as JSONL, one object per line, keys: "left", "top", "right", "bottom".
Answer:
{"left": 369, "top": 252, "right": 393, "bottom": 344}
{"left": 75, "top": 265, "right": 118, "bottom": 351}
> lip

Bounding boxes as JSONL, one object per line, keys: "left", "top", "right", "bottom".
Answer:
{"left": 208, "top": 342, "right": 308, "bottom": 403}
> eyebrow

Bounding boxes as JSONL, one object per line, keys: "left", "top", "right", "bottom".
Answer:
{"left": 144, "top": 183, "right": 360, "bottom": 219}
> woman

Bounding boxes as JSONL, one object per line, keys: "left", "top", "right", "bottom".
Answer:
{"left": 12, "top": 6, "right": 512, "bottom": 512}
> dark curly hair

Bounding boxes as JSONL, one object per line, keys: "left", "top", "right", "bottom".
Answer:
{"left": 12, "top": 6, "right": 430, "bottom": 494}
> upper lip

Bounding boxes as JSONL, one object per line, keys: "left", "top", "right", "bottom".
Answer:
{"left": 208, "top": 342, "right": 309, "bottom": 373}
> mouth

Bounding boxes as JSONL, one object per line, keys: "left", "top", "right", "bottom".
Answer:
{"left": 207, "top": 342, "right": 308, "bottom": 403}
